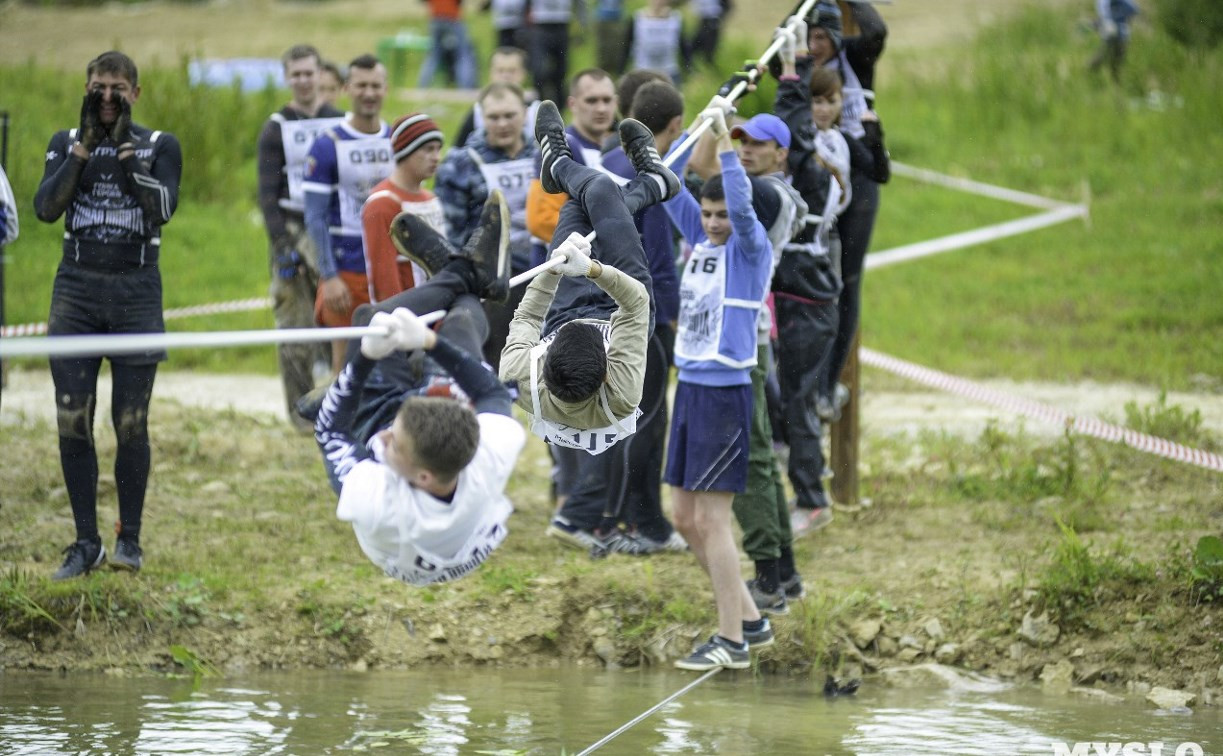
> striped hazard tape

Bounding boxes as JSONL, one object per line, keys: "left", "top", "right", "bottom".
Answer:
{"left": 860, "top": 347, "right": 1223, "bottom": 474}
{"left": 0, "top": 297, "right": 272, "bottom": 339}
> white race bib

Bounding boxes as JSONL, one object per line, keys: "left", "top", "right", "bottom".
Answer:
{"left": 335, "top": 136, "right": 394, "bottom": 237}
{"left": 470, "top": 150, "right": 535, "bottom": 254}
{"left": 676, "top": 244, "right": 727, "bottom": 363}
{"left": 277, "top": 115, "right": 344, "bottom": 213}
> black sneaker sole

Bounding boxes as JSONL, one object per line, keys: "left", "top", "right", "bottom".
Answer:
{"left": 390, "top": 211, "right": 455, "bottom": 279}
{"left": 534, "top": 101, "right": 569, "bottom": 194}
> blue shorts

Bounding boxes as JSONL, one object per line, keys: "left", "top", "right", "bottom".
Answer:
{"left": 48, "top": 262, "right": 166, "bottom": 365}
{"left": 664, "top": 381, "right": 752, "bottom": 493}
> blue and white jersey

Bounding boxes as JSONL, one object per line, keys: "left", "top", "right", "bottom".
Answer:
{"left": 303, "top": 120, "right": 393, "bottom": 274}
{"left": 631, "top": 11, "right": 683, "bottom": 80}
{"left": 662, "top": 151, "right": 772, "bottom": 387}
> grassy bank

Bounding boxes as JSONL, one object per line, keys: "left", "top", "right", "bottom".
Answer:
{"left": 1, "top": 392, "right": 1219, "bottom": 689}
{"left": 1, "top": 0, "right": 1221, "bottom": 693}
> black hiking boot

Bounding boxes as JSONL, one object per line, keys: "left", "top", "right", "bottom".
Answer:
{"left": 457, "top": 189, "right": 511, "bottom": 302}
{"left": 390, "top": 211, "right": 457, "bottom": 280}
{"left": 52, "top": 538, "right": 106, "bottom": 580}
{"left": 110, "top": 535, "right": 143, "bottom": 572}
{"left": 534, "top": 100, "right": 572, "bottom": 194}
{"left": 618, "top": 117, "right": 681, "bottom": 201}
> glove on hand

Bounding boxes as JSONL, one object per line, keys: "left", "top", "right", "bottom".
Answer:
{"left": 704, "top": 102, "right": 728, "bottom": 137}
{"left": 78, "top": 90, "right": 107, "bottom": 152}
{"left": 716, "top": 70, "right": 754, "bottom": 100}
{"left": 110, "top": 94, "right": 133, "bottom": 147}
{"left": 774, "top": 24, "right": 798, "bottom": 65}
{"left": 275, "top": 248, "right": 302, "bottom": 280}
{"left": 550, "top": 232, "right": 594, "bottom": 277}
{"left": 785, "top": 14, "right": 809, "bottom": 53}
{"left": 361, "top": 308, "right": 431, "bottom": 359}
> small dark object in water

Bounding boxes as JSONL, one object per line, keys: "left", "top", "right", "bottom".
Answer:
{"left": 823, "top": 675, "right": 861, "bottom": 697}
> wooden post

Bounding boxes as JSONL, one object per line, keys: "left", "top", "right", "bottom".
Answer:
{"left": 830, "top": 330, "right": 859, "bottom": 507}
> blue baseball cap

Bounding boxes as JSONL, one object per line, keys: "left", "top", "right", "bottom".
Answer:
{"left": 730, "top": 114, "right": 791, "bottom": 149}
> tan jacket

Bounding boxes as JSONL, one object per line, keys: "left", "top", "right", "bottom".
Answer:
{"left": 499, "top": 264, "right": 649, "bottom": 429}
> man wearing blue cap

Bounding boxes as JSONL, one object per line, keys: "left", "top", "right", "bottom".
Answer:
{"left": 726, "top": 111, "right": 821, "bottom": 616}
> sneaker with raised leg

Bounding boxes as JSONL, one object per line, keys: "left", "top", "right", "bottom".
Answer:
{"left": 390, "top": 210, "right": 457, "bottom": 278}
{"left": 675, "top": 634, "right": 751, "bottom": 671}
{"left": 458, "top": 188, "right": 511, "bottom": 302}
{"left": 790, "top": 505, "right": 833, "bottom": 538}
{"left": 52, "top": 538, "right": 106, "bottom": 580}
{"left": 534, "top": 100, "right": 572, "bottom": 194}
{"left": 743, "top": 618, "right": 775, "bottom": 650}
{"left": 110, "top": 536, "right": 143, "bottom": 572}
{"left": 618, "top": 117, "right": 682, "bottom": 201}
{"left": 747, "top": 578, "right": 790, "bottom": 616}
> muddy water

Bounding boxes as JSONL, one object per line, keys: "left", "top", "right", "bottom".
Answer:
{"left": 0, "top": 668, "right": 1216, "bottom": 755}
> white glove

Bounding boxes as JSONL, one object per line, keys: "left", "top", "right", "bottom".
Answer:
{"left": 360, "top": 308, "right": 430, "bottom": 359}
{"left": 700, "top": 95, "right": 735, "bottom": 138}
{"left": 786, "top": 15, "right": 809, "bottom": 55}
{"left": 550, "top": 232, "right": 594, "bottom": 277}
{"left": 774, "top": 24, "right": 798, "bottom": 65}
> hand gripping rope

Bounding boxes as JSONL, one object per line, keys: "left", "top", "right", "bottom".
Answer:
{"left": 0, "top": 310, "right": 446, "bottom": 359}
{"left": 508, "top": 0, "right": 822, "bottom": 291}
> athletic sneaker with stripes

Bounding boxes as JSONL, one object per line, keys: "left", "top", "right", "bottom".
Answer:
{"left": 534, "top": 100, "right": 571, "bottom": 194}
{"left": 675, "top": 634, "right": 750, "bottom": 671}
{"left": 617, "top": 117, "right": 682, "bottom": 201}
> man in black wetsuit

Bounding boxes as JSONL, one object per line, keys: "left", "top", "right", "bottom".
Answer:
{"left": 34, "top": 50, "right": 183, "bottom": 579}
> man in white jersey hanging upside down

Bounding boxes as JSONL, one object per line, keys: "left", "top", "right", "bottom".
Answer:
{"left": 312, "top": 190, "right": 525, "bottom": 587}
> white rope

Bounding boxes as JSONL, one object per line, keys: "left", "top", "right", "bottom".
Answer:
{"left": 865, "top": 204, "right": 1088, "bottom": 270}
{"left": 576, "top": 668, "right": 722, "bottom": 755}
{"left": 0, "top": 310, "right": 446, "bottom": 359}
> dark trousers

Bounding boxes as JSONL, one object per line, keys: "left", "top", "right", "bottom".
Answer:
{"left": 821, "top": 173, "right": 880, "bottom": 399}
{"left": 542, "top": 157, "right": 657, "bottom": 336}
{"left": 531, "top": 23, "right": 570, "bottom": 105}
{"left": 775, "top": 295, "right": 837, "bottom": 510}
{"left": 556, "top": 324, "right": 674, "bottom": 538}
{"left": 733, "top": 342, "right": 792, "bottom": 560}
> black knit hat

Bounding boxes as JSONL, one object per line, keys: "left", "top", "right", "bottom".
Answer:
{"left": 808, "top": 0, "right": 843, "bottom": 53}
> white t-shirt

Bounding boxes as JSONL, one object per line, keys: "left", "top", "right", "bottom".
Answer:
{"left": 335, "top": 413, "right": 526, "bottom": 586}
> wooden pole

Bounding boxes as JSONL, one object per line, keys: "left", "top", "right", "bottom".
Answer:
{"left": 830, "top": 330, "right": 860, "bottom": 507}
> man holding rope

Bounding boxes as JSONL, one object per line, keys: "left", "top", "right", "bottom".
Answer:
{"left": 499, "top": 101, "right": 682, "bottom": 554}
{"left": 312, "top": 191, "right": 525, "bottom": 586}
{"left": 33, "top": 51, "right": 182, "bottom": 579}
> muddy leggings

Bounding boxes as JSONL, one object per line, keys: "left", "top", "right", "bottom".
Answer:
{"left": 50, "top": 358, "right": 157, "bottom": 543}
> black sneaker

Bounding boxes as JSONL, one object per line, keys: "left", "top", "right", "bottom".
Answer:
{"left": 675, "top": 634, "right": 750, "bottom": 671}
{"left": 458, "top": 188, "right": 511, "bottom": 302}
{"left": 746, "top": 577, "right": 790, "bottom": 616}
{"left": 780, "top": 572, "right": 807, "bottom": 600}
{"left": 743, "top": 618, "right": 775, "bottom": 650}
{"left": 390, "top": 211, "right": 456, "bottom": 279}
{"left": 534, "top": 100, "right": 571, "bottom": 194}
{"left": 110, "top": 536, "right": 143, "bottom": 572}
{"left": 294, "top": 381, "right": 332, "bottom": 424}
{"left": 618, "top": 117, "right": 681, "bottom": 201}
{"left": 595, "top": 529, "right": 660, "bottom": 556}
{"left": 52, "top": 538, "right": 106, "bottom": 580}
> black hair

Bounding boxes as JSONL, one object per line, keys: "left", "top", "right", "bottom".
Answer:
{"left": 87, "top": 51, "right": 138, "bottom": 87}
{"left": 542, "top": 322, "right": 607, "bottom": 403}
{"left": 615, "top": 69, "right": 668, "bottom": 119}
{"left": 700, "top": 173, "right": 725, "bottom": 202}
{"left": 630, "top": 80, "right": 684, "bottom": 135}
{"left": 349, "top": 53, "right": 382, "bottom": 72}
{"left": 320, "top": 60, "right": 345, "bottom": 84}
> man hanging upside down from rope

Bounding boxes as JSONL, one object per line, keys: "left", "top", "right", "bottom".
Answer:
{"left": 310, "top": 190, "right": 527, "bottom": 586}
{"left": 496, "top": 99, "right": 681, "bottom": 452}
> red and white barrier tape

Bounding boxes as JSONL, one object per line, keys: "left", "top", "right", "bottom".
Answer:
{"left": 1, "top": 297, "right": 273, "bottom": 339}
{"left": 860, "top": 347, "right": 1223, "bottom": 473}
